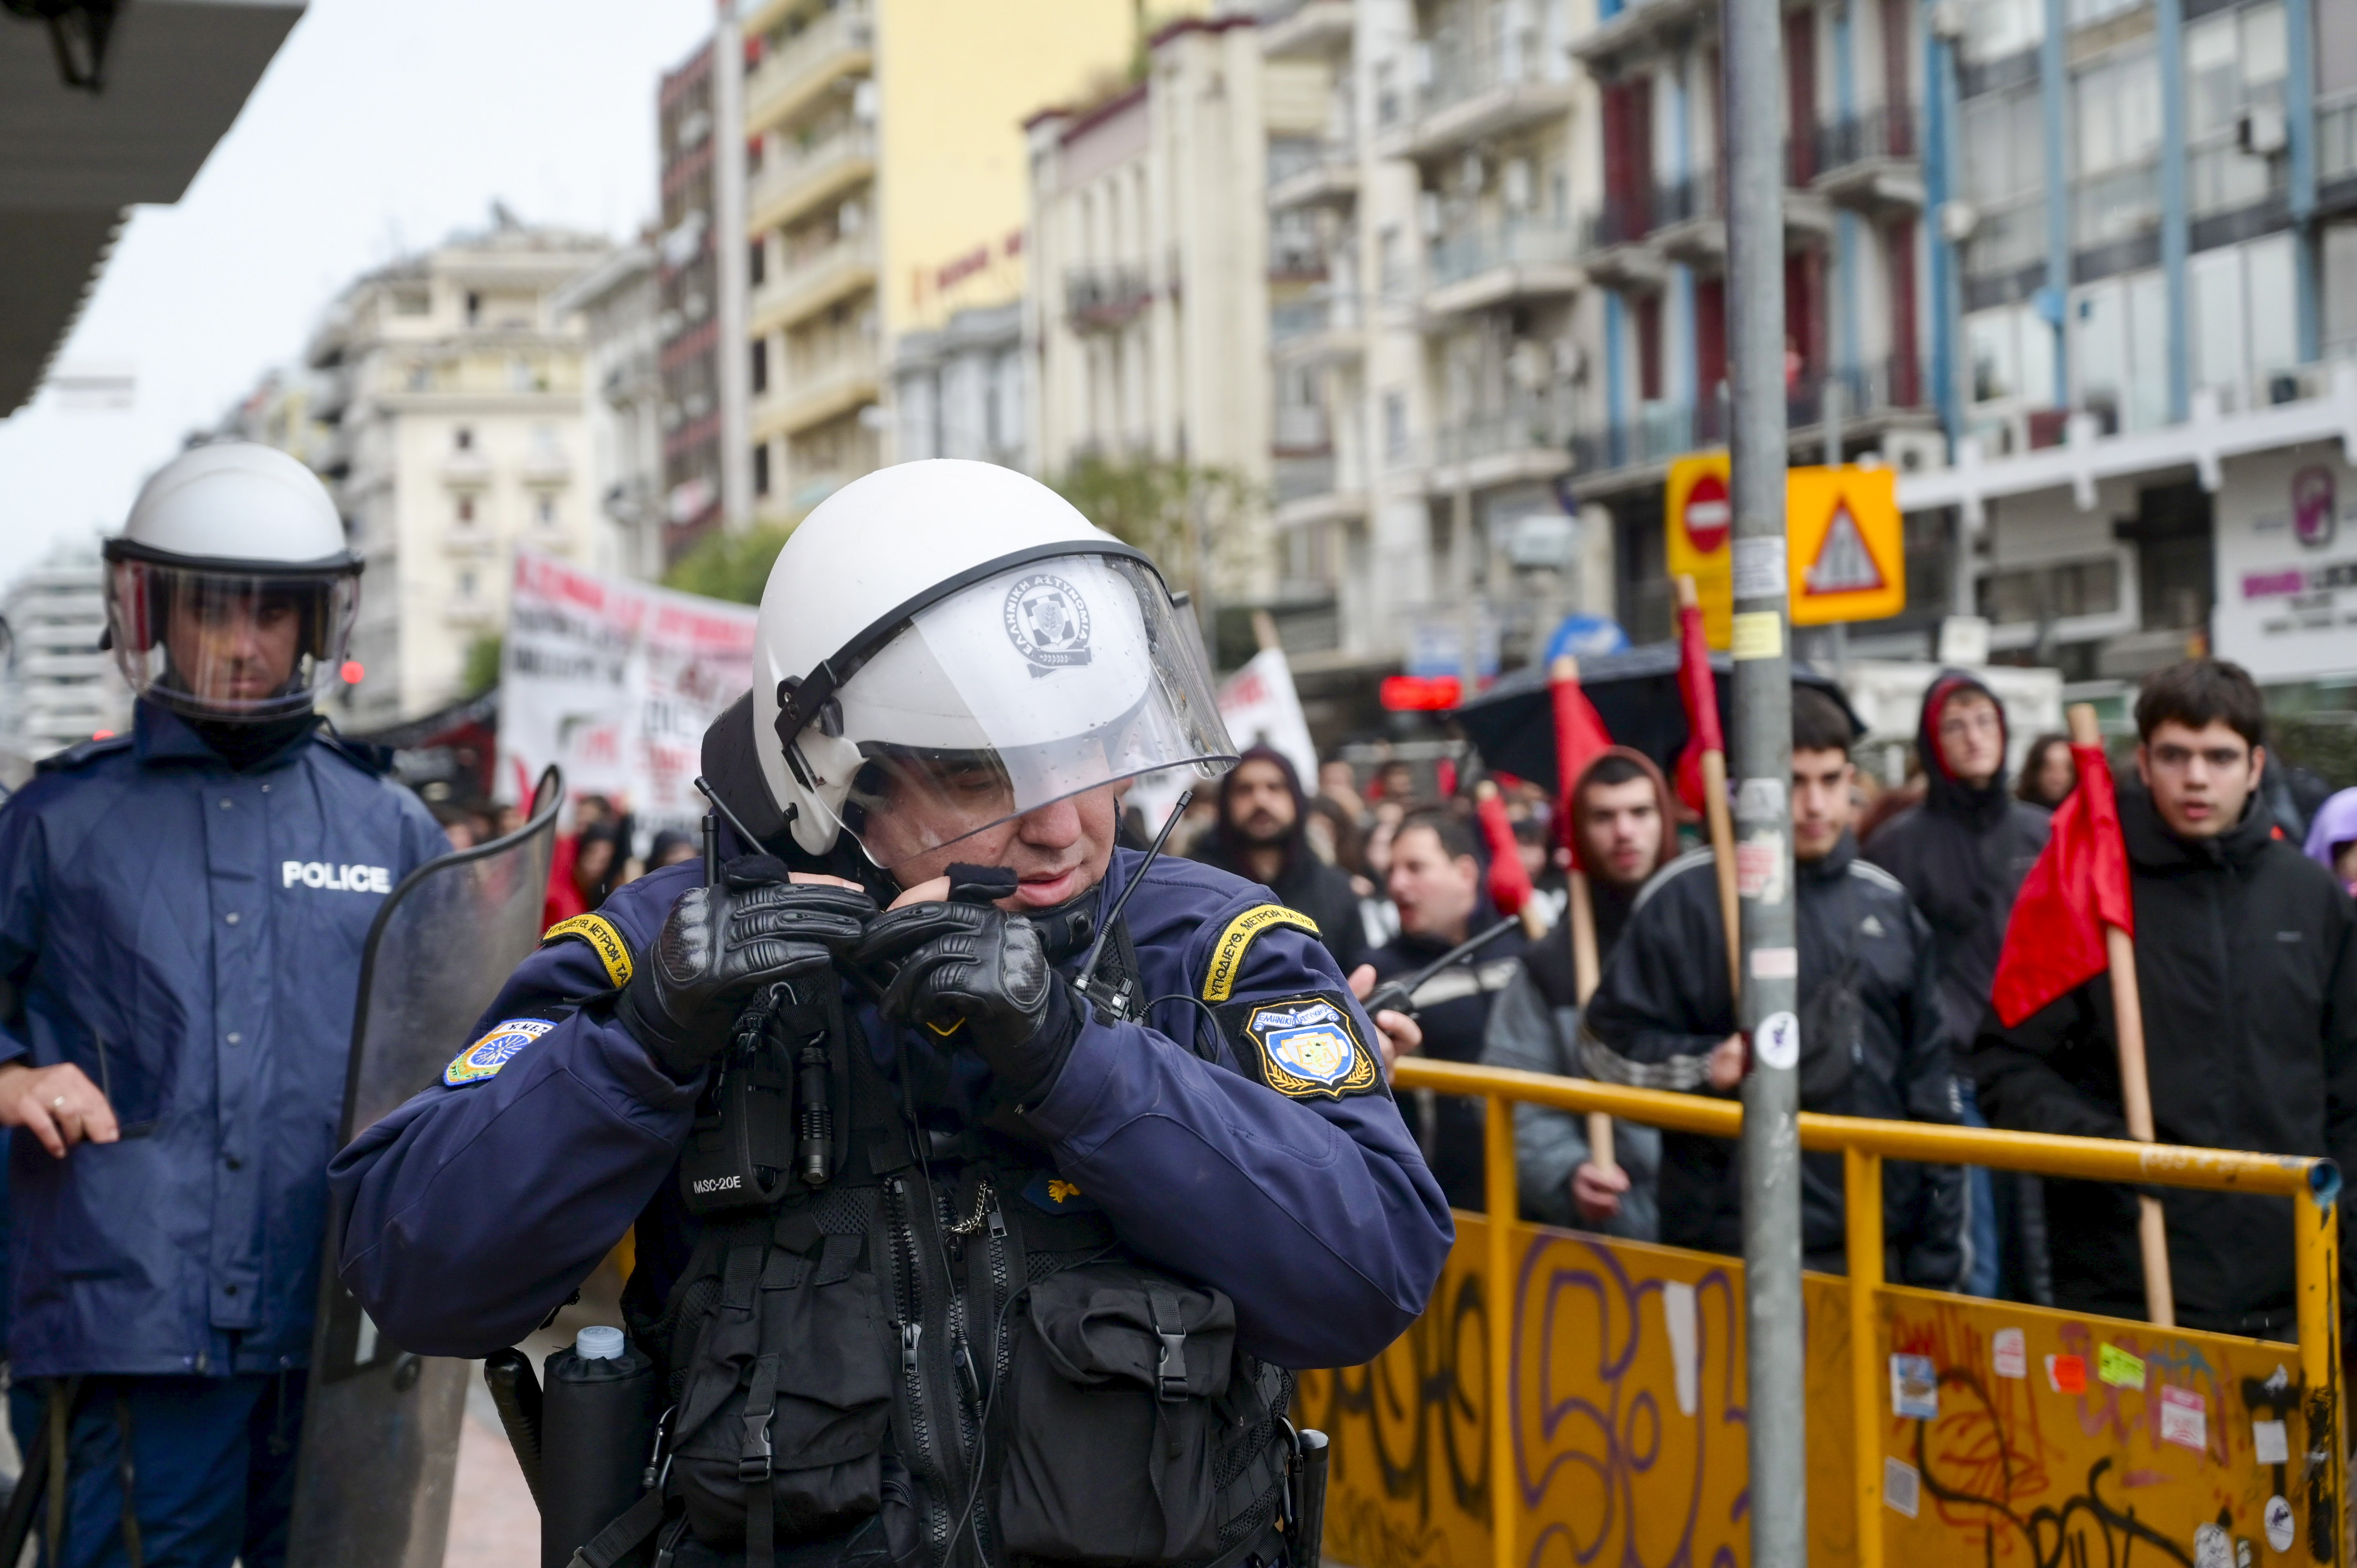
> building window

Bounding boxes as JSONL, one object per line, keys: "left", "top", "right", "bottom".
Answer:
{"left": 537, "top": 495, "right": 558, "bottom": 527}
{"left": 2072, "top": 48, "right": 2163, "bottom": 249}
{"left": 750, "top": 237, "right": 767, "bottom": 288}
{"left": 1383, "top": 390, "right": 1410, "bottom": 464}
{"left": 465, "top": 291, "right": 482, "bottom": 327}
{"left": 456, "top": 495, "right": 476, "bottom": 524}
{"left": 751, "top": 338, "right": 769, "bottom": 396}
{"left": 459, "top": 569, "right": 478, "bottom": 598}
{"left": 1965, "top": 303, "right": 2057, "bottom": 404}
{"left": 1961, "top": 0, "right": 2043, "bottom": 62}
{"left": 753, "top": 442, "right": 772, "bottom": 497}
{"left": 455, "top": 427, "right": 473, "bottom": 451}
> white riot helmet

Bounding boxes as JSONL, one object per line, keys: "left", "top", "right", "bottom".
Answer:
{"left": 752, "top": 460, "right": 1235, "bottom": 869}
{"left": 102, "top": 442, "right": 362, "bottom": 722}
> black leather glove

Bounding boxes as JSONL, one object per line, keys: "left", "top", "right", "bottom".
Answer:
{"left": 619, "top": 857, "right": 876, "bottom": 1078}
{"left": 852, "top": 901, "right": 1083, "bottom": 1098}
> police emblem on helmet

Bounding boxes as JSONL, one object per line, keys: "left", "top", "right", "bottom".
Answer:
{"left": 1245, "top": 998, "right": 1379, "bottom": 1099}
{"left": 1002, "top": 574, "right": 1093, "bottom": 672}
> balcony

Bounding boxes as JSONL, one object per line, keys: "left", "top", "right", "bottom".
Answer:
{"left": 1425, "top": 396, "right": 1577, "bottom": 494}
{"left": 1812, "top": 105, "right": 1925, "bottom": 209}
{"left": 1566, "top": 357, "right": 1932, "bottom": 495}
{"left": 1258, "top": 0, "right": 1354, "bottom": 58}
{"left": 520, "top": 444, "right": 572, "bottom": 484}
{"left": 1065, "top": 266, "right": 1154, "bottom": 333}
{"left": 1271, "top": 292, "right": 1365, "bottom": 365}
{"left": 755, "top": 346, "right": 881, "bottom": 441}
{"left": 750, "top": 232, "right": 878, "bottom": 335}
{"left": 444, "top": 526, "right": 499, "bottom": 558}
{"left": 1267, "top": 139, "right": 1360, "bottom": 210}
{"left": 1423, "top": 220, "right": 1581, "bottom": 317}
{"left": 1385, "top": 40, "right": 1578, "bottom": 162}
{"left": 744, "top": 5, "right": 873, "bottom": 139}
{"left": 439, "top": 447, "right": 492, "bottom": 486}
{"left": 748, "top": 127, "right": 876, "bottom": 234}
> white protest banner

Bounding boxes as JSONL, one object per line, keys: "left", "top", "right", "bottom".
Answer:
{"left": 1125, "top": 644, "right": 1313, "bottom": 829}
{"left": 498, "top": 550, "right": 759, "bottom": 837}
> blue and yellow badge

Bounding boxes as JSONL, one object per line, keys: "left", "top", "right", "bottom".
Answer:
{"left": 444, "top": 1019, "right": 555, "bottom": 1087}
{"left": 1246, "top": 998, "right": 1378, "bottom": 1100}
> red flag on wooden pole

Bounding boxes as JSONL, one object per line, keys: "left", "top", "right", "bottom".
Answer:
{"left": 1472, "top": 781, "right": 1536, "bottom": 921}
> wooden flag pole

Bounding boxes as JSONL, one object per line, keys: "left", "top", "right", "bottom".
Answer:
{"left": 2067, "top": 702, "right": 2174, "bottom": 1327}
{"left": 1550, "top": 655, "right": 1619, "bottom": 1172}
{"left": 1676, "top": 577, "right": 1743, "bottom": 998}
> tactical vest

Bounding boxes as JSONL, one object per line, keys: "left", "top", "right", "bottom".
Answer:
{"left": 617, "top": 928, "right": 1296, "bottom": 1568}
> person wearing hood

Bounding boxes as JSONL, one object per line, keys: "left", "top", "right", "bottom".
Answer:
{"left": 1189, "top": 745, "right": 1367, "bottom": 971}
{"left": 2303, "top": 787, "right": 2357, "bottom": 894}
{"left": 1864, "top": 672, "right": 2052, "bottom": 1300}
{"left": 1973, "top": 659, "right": 2357, "bottom": 1338}
{"left": 1481, "top": 748, "right": 1678, "bottom": 1238}
{"left": 1581, "top": 688, "right": 1964, "bottom": 1283}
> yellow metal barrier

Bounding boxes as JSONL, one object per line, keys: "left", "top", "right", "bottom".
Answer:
{"left": 1313, "top": 1057, "right": 2344, "bottom": 1568}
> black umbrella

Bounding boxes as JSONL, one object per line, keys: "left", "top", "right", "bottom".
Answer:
{"left": 1450, "top": 641, "right": 1864, "bottom": 796}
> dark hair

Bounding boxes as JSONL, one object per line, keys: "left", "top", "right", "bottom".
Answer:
{"left": 2016, "top": 734, "right": 2073, "bottom": 804}
{"left": 1396, "top": 806, "right": 1482, "bottom": 864}
{"left": 2135, "top": 658, "right": 2266, "bottom": 748}
{"left": 1580, "top": 753, "right": 1650, "bottom": 792}
{"left": 1792, "top": 686, "right": 1854, "bottom": 756}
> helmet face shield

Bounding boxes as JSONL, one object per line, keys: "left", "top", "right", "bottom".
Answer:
{"left": 105, "top": 554, "right": 360, "bottom": 723}
{"left": 794, "top": 553, "right": 1235, "bottom": 870}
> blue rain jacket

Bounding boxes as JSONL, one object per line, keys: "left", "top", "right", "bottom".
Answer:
{"left": 0, "top": 702, "right": 447, "bottom": 1378}
{"left": 330, "top": 848, "right": 1454, "bottom": 1371}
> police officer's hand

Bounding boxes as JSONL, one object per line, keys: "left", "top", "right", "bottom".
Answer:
{"left": 852, "top": 903, "right": 1080, "bottom": 1098}
{"left": 0, "top": 1062, "right": 118, "bottom": 1157}
{"left": 619, "top": 857, "right": 876, "bottom": 1078}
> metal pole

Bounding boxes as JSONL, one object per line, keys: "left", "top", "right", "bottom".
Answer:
{"left": 1724, "top": 0, "right": 1801, "bottom": 1551}
{"left": 712, "top": 1, "right": 753, "bottom": 529}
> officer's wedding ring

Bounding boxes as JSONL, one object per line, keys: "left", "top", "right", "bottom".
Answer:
{"left": 50, "top": 1097, "right": 65, "bottom": 1111}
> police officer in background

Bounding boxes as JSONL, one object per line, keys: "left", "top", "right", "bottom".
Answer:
{"left": 0, "top": 443, "right": 449, "bottom": 1567}
{"left": 330, "top": 461, "right": 1452, "bottom": 1568}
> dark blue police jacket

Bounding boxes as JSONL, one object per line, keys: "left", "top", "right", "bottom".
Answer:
{"left": 329, "top": 848, "right": 1455, "bottom": 1372}
{"left": 0, "top": 701, "right": 447, "bottom": 1379}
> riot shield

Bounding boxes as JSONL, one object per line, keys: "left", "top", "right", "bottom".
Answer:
{"left": 285, "top": 766, "right": 564, "bottom": 1568}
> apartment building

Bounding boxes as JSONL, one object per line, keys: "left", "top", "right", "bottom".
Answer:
{"left": 1885, "top": 0, "right": 2357, "bottom": 696}
{"left": 299, "top": 215, "right": 610, "bottom": 728}
{"left": 658, "top": 39, "right": 728, "bottom": 559}
{"left": 890, "top": 301, "right": 1028, "bottom": 468}
{"left": 553, "top": 241, "right": 667, "bottom": 581}
{"left": 0, "top": 543, "right": 130, "bottom": 762}
{"left": 738, "top": 0, "right": 1134, "bottom": 517}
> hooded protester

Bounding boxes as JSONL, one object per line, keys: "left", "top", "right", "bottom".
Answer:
{"left": 1864, "top": 671, "right": 2052, "bottom": 1300}
{"left": 1481, "top": 748, "right": 1680, "bottom": 1237}
{"left": 2303, "top": 787, "right": 2357, "bottom": 894}
{"left": 1190, "top": 745, "right": 1367, "bottom": 971}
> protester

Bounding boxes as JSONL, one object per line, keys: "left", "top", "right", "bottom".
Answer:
{"left": 1481, "top": 749, "right": 1678, "bottom": 1238}
{"left": 2306, "top": 788, "right": 2357, "bottom": 894}
{"left": 1190, "top": 746, "right": 1367, "bottom": 971}
{"left": 1865, "top": 672, "right": 2053, "bottom": 1300}
{"left": 2017, "top": 733, "right": 2076, "bottom": 808}
{"left": 1354, "top": 809, "right": 1525, "bottom": 1210}
{"left": 1581, "top": 687, "right": 1964, "bottom": 1282}
{"left": 1973, "top": 659, "right": 2357, "bottom": 1336}
{"left": 644, "top": 828, "right": 699, "bottom": 870}
{"left": 1372, "top": 758, "right": 1417, "bottom": 804}
{"left": 1318, "top": 756, "right": 1369, "bottom": 826}
{"left": 1304, "top": 793, "right": 1365, "bottom": 876}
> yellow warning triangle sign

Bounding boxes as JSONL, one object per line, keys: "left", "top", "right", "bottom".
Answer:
{"left": 1803, "top": 501, "right": 1885, "bottom": 595}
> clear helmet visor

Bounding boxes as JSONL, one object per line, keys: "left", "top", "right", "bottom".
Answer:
{"left": 795, "top": 553, "right": 1236, "bottom": 870}
{"left": 105, "top": 558, "right": 360, "bottom": 722}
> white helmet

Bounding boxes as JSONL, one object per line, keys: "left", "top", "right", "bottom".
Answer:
{"left": 751, "top": 460, "right": 1235, "bottom": 868}
{"left": 102, "top": 441, "right": 362, "bottom": 723}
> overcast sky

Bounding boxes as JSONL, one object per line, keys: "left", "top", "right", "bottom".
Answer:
{"left": 0, "top": 0, "right": 712, "bottom": 586}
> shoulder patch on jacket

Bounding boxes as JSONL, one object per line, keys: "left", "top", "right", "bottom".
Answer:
{"left": 34, "top": 733, "right": 134, "bottom": 774}
{"left": 1227, "top": 992, "right": 1381, "bottom": 1100}
{"left": 1200, "top": 904, "right": 1321, "bottom": 1002}
{"left": 541, "top": 913, "right": 635, "bottom": 988}
{"left": 444, "top": 1018, "right": 554, "bottom": 1086}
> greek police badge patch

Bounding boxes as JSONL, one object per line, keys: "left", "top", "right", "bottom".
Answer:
{"left": 444, "top": 1019, "right": 554, "bottom": 1087}
{"left": 1245, "top": 998, "right": 1379, "bottom": 1100}
{"left": 1002, "top": 573, "right": 1093, "bottom": 673}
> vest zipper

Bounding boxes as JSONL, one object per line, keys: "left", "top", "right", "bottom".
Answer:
{"left": 886, "top": 1175, "right": 953, "bottom": 1563}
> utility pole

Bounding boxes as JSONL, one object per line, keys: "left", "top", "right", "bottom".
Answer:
{"left": 712, "top": 0, "right": 753, "bottom": 531}
{"left": 1725, "top": 0, "right": 1803, "bottom": 1557}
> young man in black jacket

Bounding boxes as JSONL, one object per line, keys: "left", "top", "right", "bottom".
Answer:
{"left": 1972, "top": 659, "right": 2357, "bottom": 1336}
{"left": 1866, "top": 672, "right": 2052, "bottom": 1299}
{"left": 1581, "top": 687, "right": 1964, "bottom": 1283}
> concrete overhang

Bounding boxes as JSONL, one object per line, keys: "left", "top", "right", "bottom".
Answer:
{"left": 2, "top": 0, "right": 304, "bottom": 414}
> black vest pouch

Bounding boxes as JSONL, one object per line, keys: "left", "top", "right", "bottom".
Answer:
{"left": 669, "top": 1220, "right": 895, "bottom": 1552}
{"left": 998, "top": 1262, "right": 1240, "bottom": 1565}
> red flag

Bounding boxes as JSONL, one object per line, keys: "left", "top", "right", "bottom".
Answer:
{"left": 1549, "top": 663, "right": 1615, "bottom": 869}
{"left": 1990, "top": 742, "right": 2135, "bottom": 1026}
{"left": 1673, "top": 596, "right": 1723, "bottom": 813}
{"left": 1474, "top": 784, "right": 1534, "bottom": 917}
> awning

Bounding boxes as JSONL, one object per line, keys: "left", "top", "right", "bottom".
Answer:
{"left": 1, "top": 0, "right": 305, "bottom": 414}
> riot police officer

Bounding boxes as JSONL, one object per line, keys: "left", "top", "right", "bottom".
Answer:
{"left": 329, "top": 460, "right": 1452, "bottom": 1568}
{"left": 0, "top": 442, "right": 450, "bottom": 1567}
